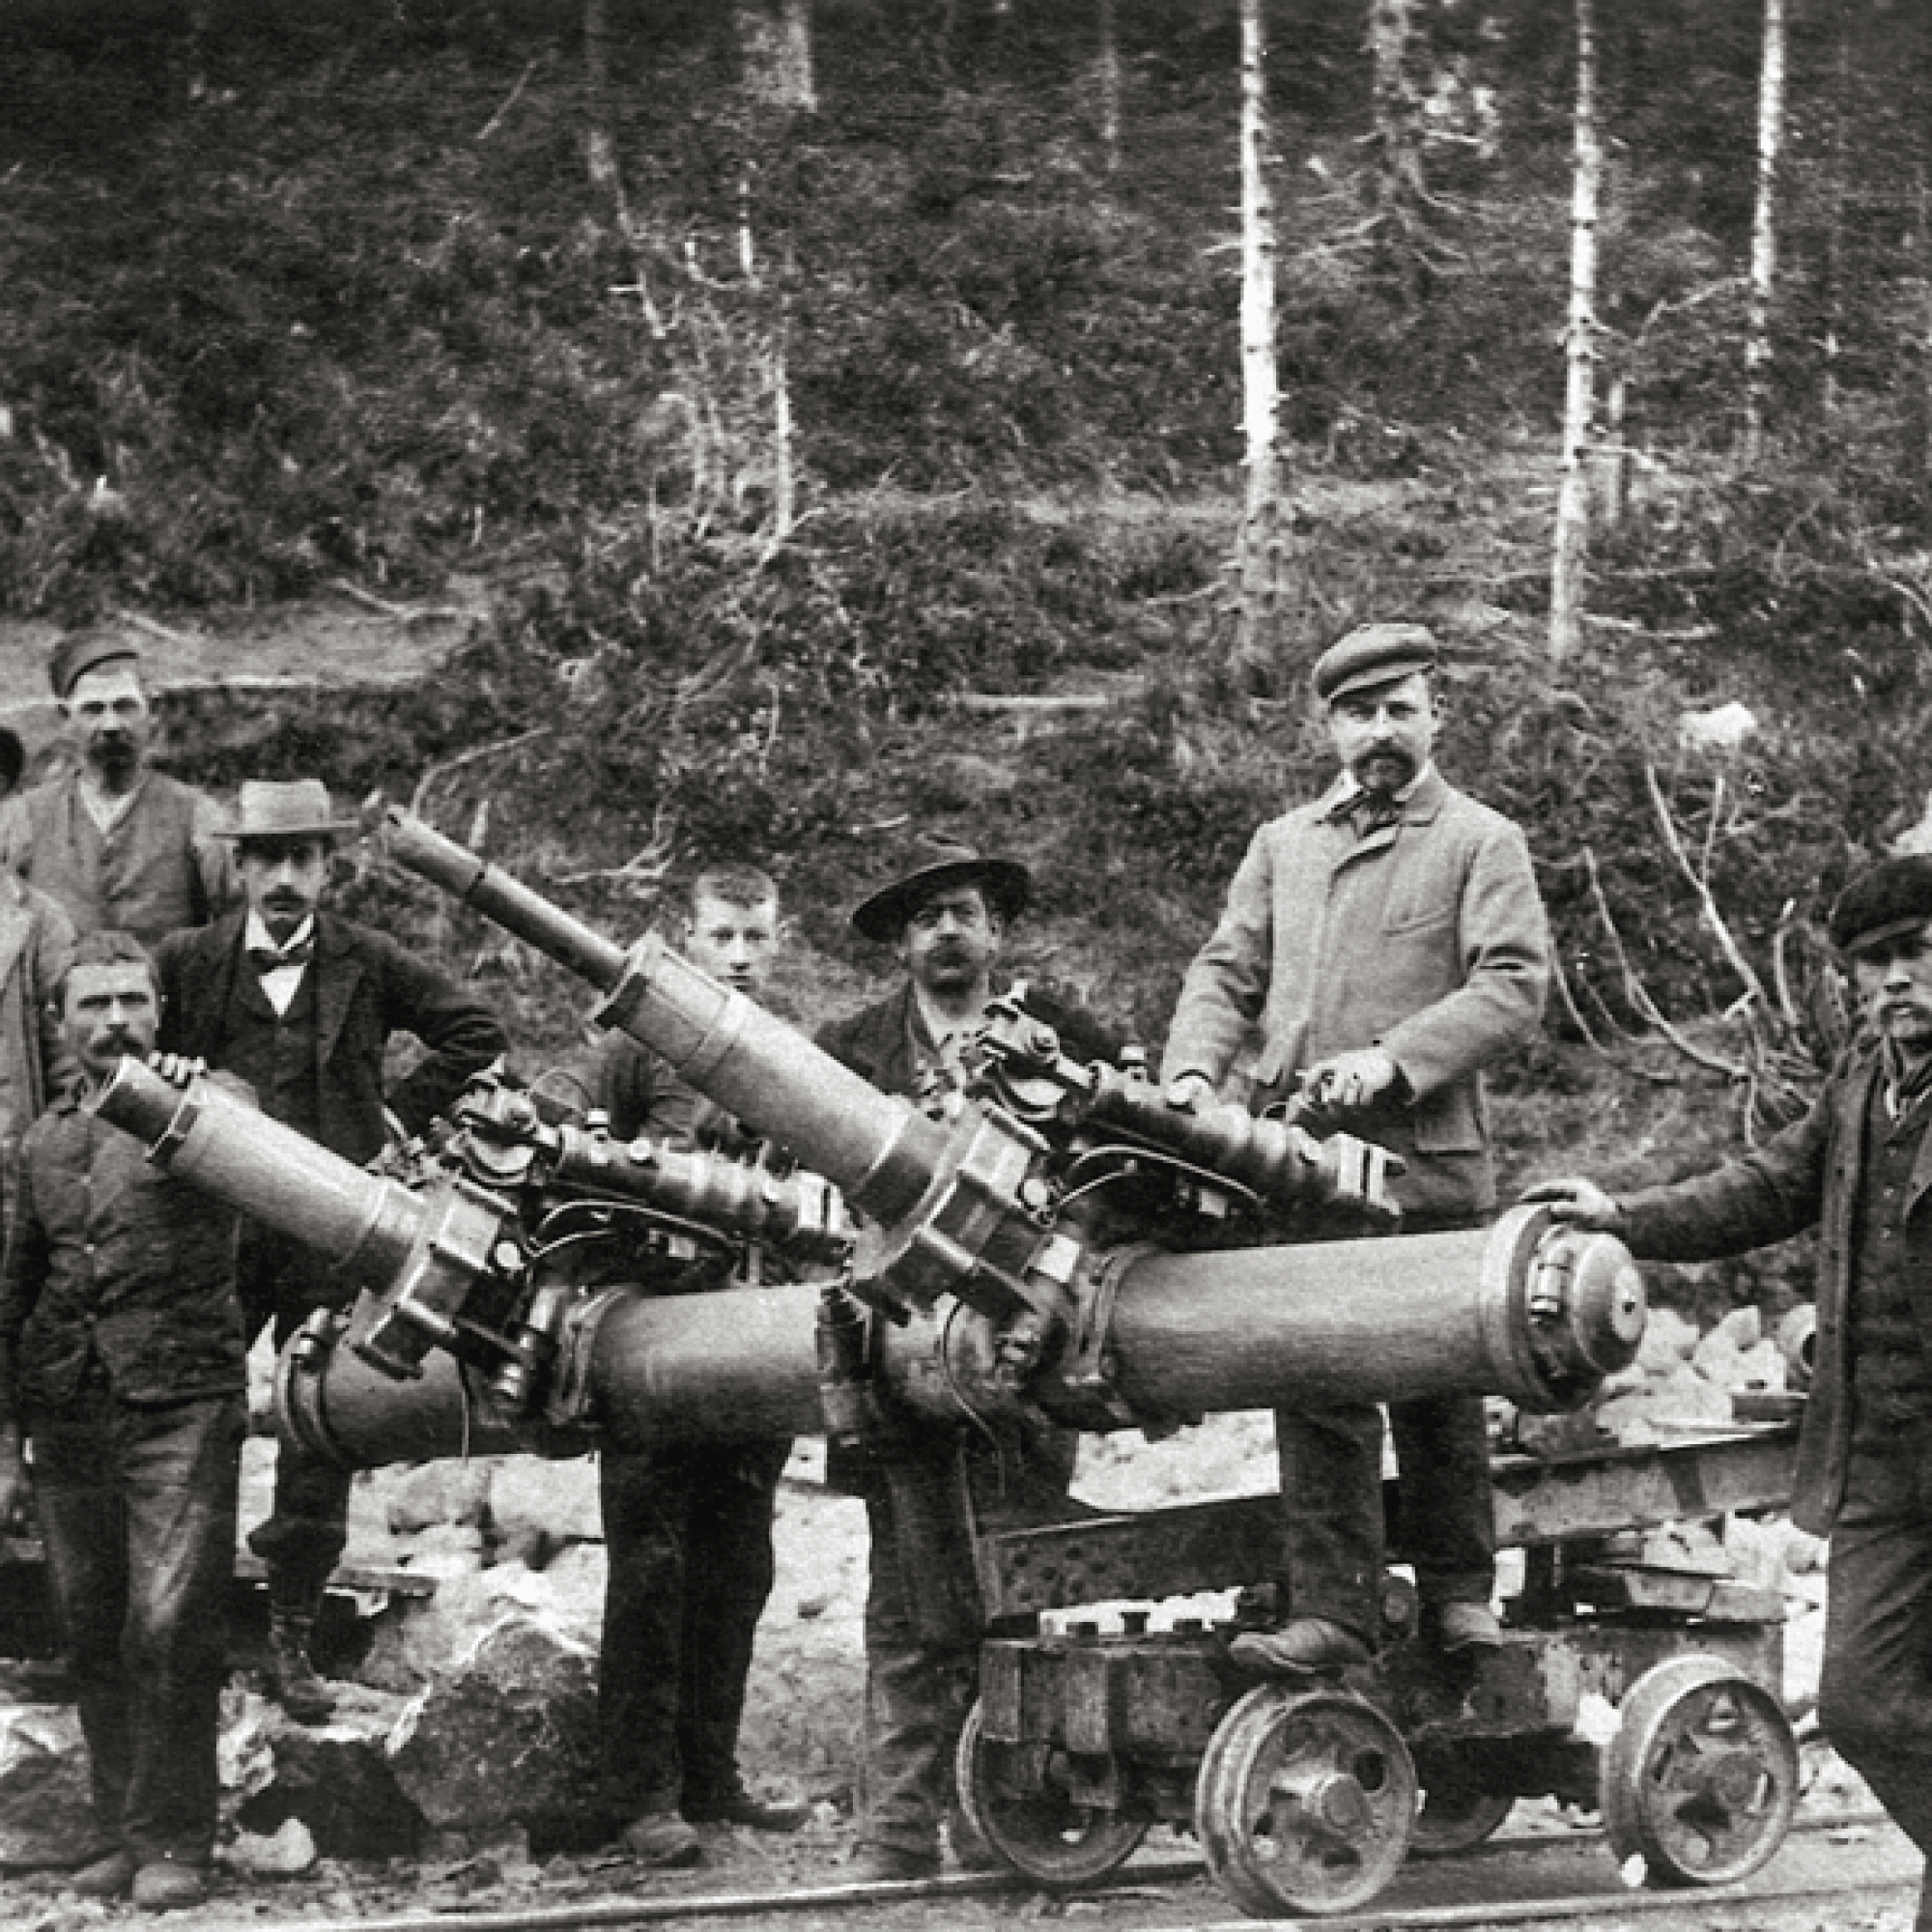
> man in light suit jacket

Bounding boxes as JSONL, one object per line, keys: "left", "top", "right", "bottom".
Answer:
{"left": 1161, "top": 622, "right": 1549, "bottom": 1673}
{"left": 155, "top": 780, "right": 506, "bottom": 1721}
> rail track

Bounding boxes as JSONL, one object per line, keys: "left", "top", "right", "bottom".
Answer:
{"left": 171, "top": 1807, "right": 1912, "bottom": 1932}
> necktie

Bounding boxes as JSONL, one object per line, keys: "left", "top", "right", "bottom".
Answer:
{"left": 1352, "top": 793, "right": 1403, "bottom": 838}
{"left": 248, "top": 939, "right": 314, "bottom": 977}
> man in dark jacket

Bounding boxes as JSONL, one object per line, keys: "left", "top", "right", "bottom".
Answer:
{"left": 155, "top": 780, "right": 507, "bottom": 1721}
{"left": 580, "top": 864, "right": 810, "bottom": 1867}
{"left": 0, "top": 631, "right": 236, "bottom": 948}
{"left": 815, "top": 849, "right": 1110, "bottom": 1884}
{"left": 0, "top": 931, "right": 249, "bottom": 1911}
{"left": 1526, "top": 853, "right": 1932, "bottom": 1932}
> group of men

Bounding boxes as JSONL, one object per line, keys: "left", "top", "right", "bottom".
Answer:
{"left": 1, "top": 616, "right": 1931, "bottom": 1932}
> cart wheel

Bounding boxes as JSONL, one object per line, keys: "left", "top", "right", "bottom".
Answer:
{"left": 954, "top": 1702, "right": 1149, "bottom": 1888}
{"left": 1194, "top": 1683, "right": 1417, "bottom": 1917}
{"left": 1409, "top": 1744, "right": 1514, "bottom": 1858}
{"left": 1600, "top": 1655, "right": 1799, "bottom": 1888}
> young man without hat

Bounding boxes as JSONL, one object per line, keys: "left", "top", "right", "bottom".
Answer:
{"left": 0, "top": 631, "right": 236, "bottom": 948}
{"left": 1529, "top": 853, "right": 1932, "bottom": 1932}
{"left": 153, "top": 780, "right": 507, "bottom": 1722}
{"left": 1161, "top": 622, "right": 1551, "bottom": 1675}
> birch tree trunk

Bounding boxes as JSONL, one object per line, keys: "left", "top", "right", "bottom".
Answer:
{"left": 1744, "top": 0, "right": 1787, "bottom": 463}
{"left": 1822, "top": 0, "right": 1851, "bottom": 415}
{"left": 1232, "top": 0, "right": 1287, "bottom": 678}
{"left": 734, "top": 0, "right": 816, "bottom": 113}
{"left": 1549, "top": 0, "right": 1601, "bottom": 661}
{"left": 1096, "top": 0, "right": 1122, "bottom": 177}
{"left": 584, "top": 0, "right": 617, "bottom": 193}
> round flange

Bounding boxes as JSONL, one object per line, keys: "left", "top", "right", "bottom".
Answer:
{"left": 954, "top": 1702, "right": 1149, "bottom": 1888}
{"left": 1194, "top": 1683, "right": 1417, "bottom": 1917}
{"left": 1600, "top": 1654, "right": 1799, "bottom": 1887}
{"left": 1409, "top": 1743, "right": 1514, "bottom": 1857}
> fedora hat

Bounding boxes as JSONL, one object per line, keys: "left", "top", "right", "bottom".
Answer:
{"left": 850, "top": 848, "right": 1031, "bottom": 945}
{"left": 49, "top": 629, "right": 141, "bottom": 701}
{"left": 218, "top": 780, "right": 361, "bottom": 844}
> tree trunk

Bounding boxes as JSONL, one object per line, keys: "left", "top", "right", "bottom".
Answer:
{"left": 1365, "top": 0, "right": 1431, "bottom": 295}
{"left": 1549, "top": 0, "right": 1601, "bottom": 661}
{"left": 1744, "top": 0, "right": 1787, "bottom": 463}
{"left": 734, "top": 0, "right": 816, "bottom": 113}
{"left": 1233, "top": 0, "right": 1288, "bottom": 678}
{"left": 1096, "top": 0, "right": 1122, "bottom": 176}
{"left": 583, "top": 0, "right": 616, "bottom": 193}
{"left": 1822, "top": 0, "right": 1851, "bottom": 415}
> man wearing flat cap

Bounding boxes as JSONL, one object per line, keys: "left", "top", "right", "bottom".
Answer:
{"left": 816, "top": 848, "right": 1118, "bottom": 1883}
{"left": 1528, "top": 853, "right": 1932, "bottom": 1932}
{"left": 153, "top": 780, "right": 507, "bottom": 1722}
{"left": 0, "top": 631, "right": 236, "bottom": 948}
{"left": 1161, "top": 621, "right": 1550, "bottom": 1675}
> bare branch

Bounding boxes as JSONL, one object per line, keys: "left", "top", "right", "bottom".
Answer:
{"left": 411, "top": 727, "right": 553, "bottom": 821}
{"left": 1641, "top": 761, "right": 1770, "bottom": 1009}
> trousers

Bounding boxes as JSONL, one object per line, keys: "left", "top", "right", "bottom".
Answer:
{"left": 1275, "top": 1210, "right": 1495, "bottom": 1642}
{"left": 596, "top": 1437, "right": 790, "bottom": 1819}
{"left": 33, "top": 1386, "right": 245, "bottom": 1866}
{"left": 1817, "top": 1430, "right": 1932, "bottom": 1863}
{"left": 238, "top": 1226, "right": 352, "bottom": 1590}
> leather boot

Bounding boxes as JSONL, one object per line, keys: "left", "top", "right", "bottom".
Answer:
{"left": 265, "top": 1569, "right": 336, "bottom": 1725}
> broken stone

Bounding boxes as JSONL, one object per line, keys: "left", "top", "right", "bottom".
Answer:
{"left": 397, "top": 1523, "right": 488, "bottom": 1580}
{"left": 0, "top": 1705, "right": 96, "bottom": 1870}
{"left": 381, "top": 1462, "right": 492, "bottom": 1536}
{"left": 385, "top": 1612, "right": 603, "bottom": 1852}
{"left": 223, "top": 1817, "right": 318, "bottom": 1877}
{"left": 228, "top": 1686, "right": 422, "bottom": 1860}
{"left": 1634, "top": 1305, "right": 1698, "bottom": 1376}
{"left": 487, "top": 1457, "right": 602, "bottom": 1555}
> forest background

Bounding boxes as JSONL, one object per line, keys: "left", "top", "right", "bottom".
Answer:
{"left": 5, "top": 0, "right": 1932, "bottom": 1321}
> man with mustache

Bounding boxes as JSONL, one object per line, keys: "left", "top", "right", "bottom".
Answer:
{"left": 815, "top": 849, "right": 1118, "bottom": 1883}
{"left": 0, "top": 932, "right": 250, "bottom": 1910}
{"left": 1524, "top": 855, "right": 1932, "bottom": 1932}
{"left": 577, "top": 867, "right": 811, "bottom": 1867}
{"left": 154, "top": 781, "right": 506, "bottom": 1723}
{"left": 0, "top": 633, "right": 237, "bottom": 949}
{"left": 1161, "top": 623, "right": 1549, "bottom": 1674}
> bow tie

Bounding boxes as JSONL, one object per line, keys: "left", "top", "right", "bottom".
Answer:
{"left": 1349, "top": 793, "right": 1404, "bottom": 838}
{"left": 248, "top": 939, "right": 314, "bottom": 976}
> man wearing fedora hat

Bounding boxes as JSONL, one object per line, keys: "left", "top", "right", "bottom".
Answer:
{"left": 153, "top": 779, "right": 506, "bottom": 1721}
{"left": 1525, "top": 853, "right": 1932, "bottom": 1932}
{"left": 0, "top": 630, "right": 236, "bottom": 949}
{"left": 816, "top": 847, "right": 1118, "bottom": 1883}
{"left": 1161, "top": 622, "right": 1549, "bottom": 1676}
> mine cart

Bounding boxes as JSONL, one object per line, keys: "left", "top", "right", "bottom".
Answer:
{"left": 958, "top": 1417, "right": 1804, "bottom": 1917}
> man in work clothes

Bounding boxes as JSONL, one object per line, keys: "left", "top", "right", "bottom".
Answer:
{"left": 1161, "top": 622, "right": 1550, "bottom": 1674}
{"left": 0, "top": 930, "right": 250, "bottom": 1911}
{"left": 0, "top": 867, "right": 75, "bottom": 1215}
{"left": 0, "top": 632, "right": 236, "bottom": 948}
{"left": 155, "top": 780, "right": 506, "bottom": 1722}
{"left": 583, "top": 865, "right": 811, "bottom": 1867}
{"left": 1527, "top": 854, "right": 1932, "bottom": 1932}
{"left": 816, "top": 849, "right": 1114, "bottom": 1883}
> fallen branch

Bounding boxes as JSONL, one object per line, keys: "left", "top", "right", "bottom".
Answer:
{"left": 1642, "top": 761, "right": 1770, "bottom": 1010}
{"left": 475, "top": 57, "right": 540, "bottom": 141}
{"left": 411, "top": 728, "right": 554, "bottom": 820}
{"left": 327, "top": 579, "right": 475, "bottom": 625}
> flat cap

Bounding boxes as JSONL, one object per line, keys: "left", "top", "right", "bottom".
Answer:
{"left": 1313, "top": 622, "right": 1439, "bottom": 705}
{"left": 851, "top": 849, "right": 1031, "bottom": 945}
{"left": 49, "top": 629, "right": 141, "bottom": 701}
{"left": 1831, "top": 855, "right": 1932, "bottom": 953}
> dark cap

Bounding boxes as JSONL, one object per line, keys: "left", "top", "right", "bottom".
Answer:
{"left": 850, "top": 849, "right": 1031, "bottom": 945}
{"left": 0, "top": 727, "right": 22, "bottom": 794}
{"left": 49, "top": 629, "right": 142, "bottom": 701}
{"left": 1831, "top": 855, "right": 1932, "bottom": 953}
{"left": 1313, "top": 622, "right": 1440, "bottom": 705}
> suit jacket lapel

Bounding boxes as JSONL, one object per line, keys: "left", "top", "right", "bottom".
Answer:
{"left": 313, "top": 915, "right": 365, "bottom": 1079}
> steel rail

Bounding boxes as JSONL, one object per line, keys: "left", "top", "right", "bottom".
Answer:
{"left": 183, "top": 1810, "right": 1893, "bottom": 1932}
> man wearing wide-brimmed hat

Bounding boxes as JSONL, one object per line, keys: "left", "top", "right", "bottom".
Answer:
{"left": 0, "top": 629, "right": 236, "bottom": 948}
{"left": 1527, "top": 852, "right": 1932, "bottom": 1932}
{"left": 815, "top": 845, "right": 1120, "bottom": 1884}
{"left": 1161, "top": 622, "right": 1550, "bottom": 1678}
{"left": 153, "top": 780, "right": 507, "bottom": 1722}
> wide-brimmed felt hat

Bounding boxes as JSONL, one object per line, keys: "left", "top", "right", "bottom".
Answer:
{"left": 850, "top": 849, "right": 1032, "bottom": 944}
{"left": 49, "top": 629, "right": 142, "bottom": 701}
{"left": 1312, "top": 622, "right": 1440, "bottom": 705}
{"left": 1831, "top": 854, "right": 1932, "bottom": 954}
{"left": 217, "top": 779, "right": 361, "bottom": 844}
